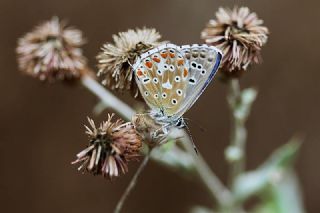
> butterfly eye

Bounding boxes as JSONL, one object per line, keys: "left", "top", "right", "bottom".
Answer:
{"left": 169, "top": 65, "right": 175, "bottom": 71}
{"left": 174, "top": 76, "right": 181, "bottom": 82}
{"left": 157, "top": 70, "right": 163, "bottom": 75}
{"left": 144, "top": 91, "right": 149, "bottom": 96}
{"left": 162, "top": 93, "right": 167, "bottom": 99}
{"left": 201, "top": 69, "right": 207, "bottom": 75}
{"left": 153, "top": 77, "right": 159, "bottom": 84}
{"left": 176, "top": 89, "right": 183, "bottom": 96}
{"left": 171, "top": 99, "right": 178, "bottom": 105}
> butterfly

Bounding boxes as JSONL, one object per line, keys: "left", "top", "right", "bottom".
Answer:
{"left": 132, "top": 43, "right": 222, "bottom": 138}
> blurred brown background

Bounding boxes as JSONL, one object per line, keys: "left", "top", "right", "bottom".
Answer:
{"left": 0, "top": 0, "right": 319, "bottom": 212}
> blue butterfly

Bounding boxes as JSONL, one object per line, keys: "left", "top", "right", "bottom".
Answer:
{"left": 133, "top": 43, "right": 222, "bottom": 138}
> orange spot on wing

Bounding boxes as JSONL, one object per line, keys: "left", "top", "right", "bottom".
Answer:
{"left": 137, "top": 69, "right": 143, "bottom": 77}
{"left": 169, "top": 53, "right": 175, "bottom": 58}
{"left": 183, "top": 68, "right": 188, "bottom": 78}
{"left": 152, "top": 57, "right": 161, "bottom": 63}
{"left": 161, "top": 53, "right": 168, "bottom": 58}
{"left": 178, "top": 59, "right": 184, "bottom": 66}
{"left": 145, "top": 61, "right": 153, "bottom": 68}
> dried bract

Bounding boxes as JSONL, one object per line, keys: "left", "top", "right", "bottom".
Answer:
{"left": 201, "top": 7, "right": 269, "bottom": 77}
{"left": 72, "top": 114, "right": 142, "bottom": 179}
{"left": 97, "top": 27, "right": 165, "bottom": 97}
{"left": 17, "top": 17, "right": 87, "bottom": 81}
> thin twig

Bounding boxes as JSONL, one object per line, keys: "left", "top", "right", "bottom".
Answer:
{"left": 114, "top": 148, "right": 153, "bottom": 213}
{"left": 81, "top": 75, "right": 135, "bottom": 120}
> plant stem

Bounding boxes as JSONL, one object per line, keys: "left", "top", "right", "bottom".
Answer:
{"left": 114, "top": 149, "right": 152, "bottom": 213}
{"left": 81, "top": 74, "right": 231, "bottom": 208}
{"left": 228, "top": 79, "right": 247, "bottom": 185}
{"left": 171, "top": 129, "right": 233, "bottom": 207}
{"left": 81, "top": 75, "right": 135, "bottom": 120}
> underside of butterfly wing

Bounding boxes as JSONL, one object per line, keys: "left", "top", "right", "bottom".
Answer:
{"left": 133, "top": 44, "right": 190, "bottom": 117}
{"left": 174, "top": 44, "right": 222, "bottom": 118}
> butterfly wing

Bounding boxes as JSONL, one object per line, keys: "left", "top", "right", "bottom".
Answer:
{"left": 133, "top": 43, "right": 222, "bottom": 120}
{"left": 133, "top": 44, "right": 189, "bottom": 117}
{"left": 173, "top": 44, "right": 222, "bottom": 118}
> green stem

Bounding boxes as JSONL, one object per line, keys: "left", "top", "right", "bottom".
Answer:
{"left": 171, "top": 129, "right": 233, "bottom": 208}
{"left": 228, "top": 79, "right": 247, "bottom": 185}
{"left": 114, "top": 149, "right": 152, "bottom": 213}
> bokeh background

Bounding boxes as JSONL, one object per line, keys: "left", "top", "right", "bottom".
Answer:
{"left": 1, "top": 0, "right": 319, "bottom": 212}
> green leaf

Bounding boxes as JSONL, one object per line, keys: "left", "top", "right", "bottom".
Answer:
{"left": 233, "top": 138, "right": 301, "bottom": 202}
{"left": 150, "top": 141, "right": 196, "bottom": 174}
{"left": 253, "top": 170, "right": 305, "bottom": 213}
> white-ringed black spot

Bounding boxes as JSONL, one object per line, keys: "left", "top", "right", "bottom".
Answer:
{"left": 169, "top": 65, "right": 175, "bottom": 71}
{"left": 189, "top": 77, "right": 196, "bottom": 85}
{"left": 191, "top": 62, "right": 197, "bottom": 68}
{"left": 144, "top": 91, "right": 149, "bottom": 96}
{"left": 201, "top": 69, "right": 207, "bottom": 75}
{"left": 157, "top": 70, "right": 162, "bottom": 75}
{"left": 174, "top": 76, "right": 181, "bottom": 82}
{"left": 154, "top": 94, "right": 159, "bottom": 99}
{"left": 153, "top": 77, "right": 159, "bottom": 84}
{"left": 171, "top": 99, "right": 178, "bottom": 105}
{"left": 169, "top": 49, "right": 175, "bottom": 53}
{"left": 163, "top": 64, "right": 168, "bottom": 69}
{"left": 176, "top": 89, "right": 183, "bottom": 96}
{"left": 162, "top": 93, "right": 167, "bottom": 98}
{"left": 197, "top": 64, "right": 203, "bottom": 70}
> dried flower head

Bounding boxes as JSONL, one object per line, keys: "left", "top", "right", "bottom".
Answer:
{"left": 17, "top": 17, "right": 87, "bottom": 81}
{"left": 97, "top": 27, "right": 165, "bottom": 97}
{"left": 201, "top": 7, "right": 269, "bottom": 77}
{"left": 72, "top": 114, "right": 142, "bottom": 179}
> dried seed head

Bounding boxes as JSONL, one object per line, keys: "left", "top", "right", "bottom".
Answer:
{"left": 97, "top": 27, "right": 166, "bottom": 98}
{"left": 17, "top": 17, "right": 88, "bottom": 82}
{"left": 72, "top": 114, "right": 142, "bottom": 179}
{"left": 201, "top": 7, "right": 269, "bottom": 77}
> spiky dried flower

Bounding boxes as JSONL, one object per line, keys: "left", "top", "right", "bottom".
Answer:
{"left": 97, "top": 27, "right": 165, "bottom": 97}
{"left": 17, "top": 17, "right": 87, "bottom": 81}
{"left": 72, "top": 114, "right": 142, "bottom": 179}
{"left": 201, "top": 7, "right": 269, "bottom": 77}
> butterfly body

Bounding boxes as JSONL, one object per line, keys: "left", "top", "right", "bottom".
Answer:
{"left": 133, "top": 43, "right": 222, "bottom": 138}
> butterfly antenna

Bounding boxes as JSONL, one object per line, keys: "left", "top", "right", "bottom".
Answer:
{"left": 184, "top": 120, "right": 198, "bottom": 155}
{"left": 184, "top": 118, "right": 206, "bottom": 132}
